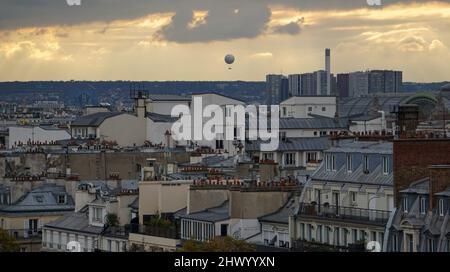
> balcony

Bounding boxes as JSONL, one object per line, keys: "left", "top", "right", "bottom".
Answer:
{"left": 5, "top": 229, "right": 42, "bottom": 240}
{"left": 299, "top": 203, "right": 390, "bottom": 226}
{"left": 130, "top": 224, "right": 180, "bottom": 239}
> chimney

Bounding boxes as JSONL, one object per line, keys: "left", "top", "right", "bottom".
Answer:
{"left": 325, "top": 48, "right": 331, "bottom": 95}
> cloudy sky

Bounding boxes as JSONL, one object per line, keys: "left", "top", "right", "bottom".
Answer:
{"left": 1, "top": 0, "right": 450, "bottom": 82}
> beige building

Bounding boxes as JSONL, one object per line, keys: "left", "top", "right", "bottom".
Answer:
{"left": 0, "top": 184, "right": 74, "bottom": 252}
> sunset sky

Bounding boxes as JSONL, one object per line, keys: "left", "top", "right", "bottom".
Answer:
{"left": 1, "top": 0, "right": 450, "bottom": 82}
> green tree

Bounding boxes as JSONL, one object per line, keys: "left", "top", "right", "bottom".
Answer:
{"left": 105, "top": 213, "right": 119, "bottom": 227}
{"left": 179, "top": 236, "right": 255, "bottom": 252}
{"left": 0, "top": 228, "right": 20, "bottom": 252}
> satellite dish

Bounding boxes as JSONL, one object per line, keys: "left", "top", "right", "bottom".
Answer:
{"left": 224, "top": 54, "right": 235, "bottom": 65}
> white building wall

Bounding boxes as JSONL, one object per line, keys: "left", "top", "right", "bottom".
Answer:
{"left": 146, "top": 101, "right": 190, "bottom": 116}
{"left": 280, "top": 96, "right": 337, "bottom": 119}
{"left": 8, "top": 126, "right": 71, "bottom": 148}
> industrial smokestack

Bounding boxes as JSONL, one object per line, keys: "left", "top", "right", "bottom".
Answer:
{"left": 325, "top": 48, "right": 331, "bottom": 95}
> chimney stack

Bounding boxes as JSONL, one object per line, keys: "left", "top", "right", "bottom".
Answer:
{"left": 325, "top": 48, "right": 331, "bottom": 96}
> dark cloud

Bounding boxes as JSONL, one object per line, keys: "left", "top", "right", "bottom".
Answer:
{"left": 272, "top": 19, "right": 303, "bottom": 35}
{"left": 0, "top": 0, "right": 449, "bottom": 43}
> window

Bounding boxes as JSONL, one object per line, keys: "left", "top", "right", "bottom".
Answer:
{"left": 326, "top": 154, "right": 330, "bottom": 170}
{"left": 215, "top": 140, "right": 224, "bottom": 149}
{"left": 225, "top": 107, "right": 232, "bottom": 117}
{"left": 314, "top": 131, "right": 318, "bottom": 136}
{"left": 262, "top": 153, "right": 274, "bottom": 161}
{"left": 307, "top": 224, "right": 312, "bottom": 241}
{"left": 93, "top": 207, "right": 103, "bottom": 222}
{"left": 350, "top": 192, "right": 357, "bottom": 203}
{"left": 352, "top": 229, "right": 358, "bottom": 243}
{"left": 282, "top": 107, "right": 287, "bottom": 116}
{"left": 107, "top": 240, "right": 112, "bottom": 252}
{"left": 57, "top": 195, "right": 66, "bottom": 204}
{"left": 331, "top": 155, "right": 336, "bottom": 171}
{"left": 300, "top": 223, "right": 305, "bottom": 240}
{"left": 438, "top": 199, "right": 445, "bottom": 216}
{"left": 403, "top": 197, "right": 409, "bottom": 213}
{"left": 280, "top": 131, "right": 287, "bottom": 141}
{"left": 317, "top": 225, "right": 323, "bottom": 243}
{"left": 306, "top": 152, "right": 317, "bottom": 163}
{"left": 427, "top": 238, "right": 435, "bottom": 252}
{"left": 308, "top": 107, "right": 313, "bottom": 112}
{"left": 360, "top": 230, "right": 366, "bottom": 241}
{"left": 391, "top": 233, "right": 399, "bottom": 252}
{"left": 346, "top": 155, "right": 352, "bottom": 172}
{"left": 363, "top": 155, "right": 369, "bottom": 173}
{"left": 406, "top": 234, "right": 414, "bottom": 252}
{"left": 382, "top": 156, "right": 389, "bottom": 175}
{"left": 284, "top": 153, "right": 296, "bottom": 166}
{"left": 322, "top": 107, "right": 326, "bottom": 112}
{"left": 420, "top": 197, "right": 427, "bottom": 214}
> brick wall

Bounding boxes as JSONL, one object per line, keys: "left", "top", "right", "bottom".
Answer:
{"left": 393, "top": 138, "right": 450, "bottom": 206}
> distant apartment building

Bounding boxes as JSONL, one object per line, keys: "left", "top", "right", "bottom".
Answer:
{"left": 349, "top": 71, "right": 370, "bottom": 97}
{"left": 337, "top": 74, "right": 350, "bottom": 98}
{"left": 266, "top": 74, "right": 289, "bottom": 105}
{"left": 344, "top": 70, "right": 403, "bottom": 97}
{"left": 287, "top": 71, "right": 336, "bottom": 97}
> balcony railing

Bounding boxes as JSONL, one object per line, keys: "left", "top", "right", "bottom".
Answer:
{"left": 299, "top": 203, "right": 390, "bottom": 225}
{"left": 130, "top": 224, "right": 180, "bottom": 239}
{"left": 5, "top": 229, "right": 42, "bottom": 240}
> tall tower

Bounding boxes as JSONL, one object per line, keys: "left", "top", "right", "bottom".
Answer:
{"left": 325, "top": 48, "right": 331, "bottom": 95}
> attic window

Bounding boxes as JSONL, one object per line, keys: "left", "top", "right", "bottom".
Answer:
{"left": 34, "top": 195, "right": 43, "bottom": 203}
{"left": 57, "top": 195, "right": 67, "bottom": 205}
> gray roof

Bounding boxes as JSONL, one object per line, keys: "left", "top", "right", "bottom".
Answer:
{"left": 279, "top": 117, "right": 349, "bottom": 130}
{"left": 312, "top": 163, "right": 393, "bottom": 186}
{"left": 327, "top": 140, "right": 393, "bottom": 155}
{"left": 148, "top": 94, "right": 191, "bottom": 102}
{"left": 399, "top": 178, "right": 430, "bottom": 194}
{"left": 180, "top": 201, "right": 229, "bottom": 223}
{"left": 259, "top": 198, "right": 298, "bottom": 225}
{"left": 182, "top": 155, "right": 238, "bottom": 168}
{"left": 71, "top": 112, "right": 124, "bottom": 127}
{"left": 0, "top": 184, "right": 74, "bottom": 214}
{"left": 146, "top": 112, "right": 179, "bottom": 123}
{"left": 44, "top": 212, "right": 104, "bottom": 234}
{"left": 434, "top": 187, "right": 450, "bottom": 197}
{"left": 246, "top": 137, "right": 330, "bottom": 152}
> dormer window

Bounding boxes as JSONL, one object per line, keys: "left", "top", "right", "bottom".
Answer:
{"left": 363, "top": 155, "right": 369, "bottom": 173}
{"left": 34, "top": 195, "right": 44, "bottom": 203}
{"left": 346, "top": 155, "right": 352, "bottom": 173}
{"left": 93, "top": 207, "right": 103, "bottom": 223}
{"left": 438, "top": 199, "right": 445, "bottom": 216}
{"left": 403, "top": 197, "right": 409, "bottom": 213}
{"left": 326, "top": 154, "right": 336, "bottom": 171}
{"left": 382, "top": 156, "right": 389, "bottom": 175}
{"left": 420, "top": 197, "right": 427, "bottom": 214}
{"left": 57, "top": 195, "right": 67, "bottom": 205}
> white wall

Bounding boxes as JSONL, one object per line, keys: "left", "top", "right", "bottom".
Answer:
{"left": 98, "top": 113, "right": 146, "bottom": 147}
{"left": 146, "top": 119, "right": 175, "bottom": 145}
{"left": 146, "top": 101, "right": 190, "bottom": 116}
{"left": 8, "top": 126, "right": 71, "bottom": 148}
{"left": 280, "top": 96, "right": 336, "bottom": 119}
{"left": 350, "top": 117, "right": 387, "bottom": 133}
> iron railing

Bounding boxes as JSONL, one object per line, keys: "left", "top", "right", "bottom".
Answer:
{"left": 299, "top": 203, "right": 390, "bottom": 225}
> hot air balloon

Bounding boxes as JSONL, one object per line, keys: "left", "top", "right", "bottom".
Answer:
{"left": 224, "top": 54, "right": 235, "bottom": 69}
